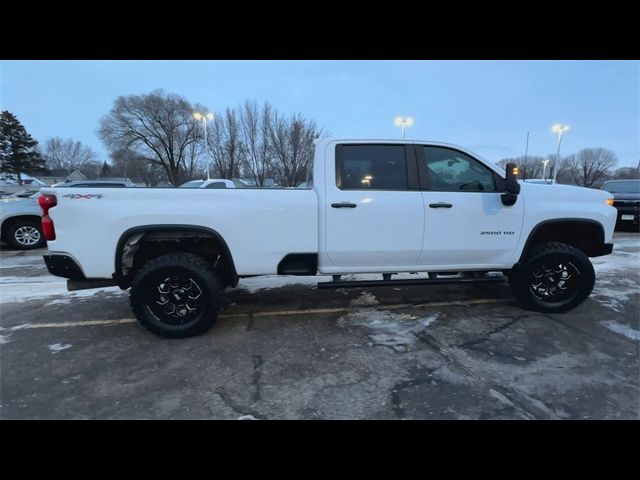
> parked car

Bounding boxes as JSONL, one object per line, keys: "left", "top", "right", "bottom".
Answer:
{"left": 39, "top": 139, "right": 616, "bottom": 338}
{"left": 52, "top": 179, "right": 135, "bottom": 188}
{"left": 0, "top": 192, "right": 46, "bottom": 249}
{"left": 601, "top": 179, "right": 640, "bottom": 230}
{"left": 179, "top": 179, "right": 237, "bottom": 189}
{"left": 523, "top": 179, "right": 555, "bottom": 184}
{"left": 0, "top": 176, "right": 46, "bottom": 196}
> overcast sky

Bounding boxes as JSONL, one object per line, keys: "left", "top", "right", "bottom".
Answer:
{"left": 1, "top": 60, "right": 638, "bottom": 166}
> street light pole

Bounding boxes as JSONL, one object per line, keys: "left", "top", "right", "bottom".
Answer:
{"left": 203, "top": 117, "right": 209, "bottom": 180}
{"left": 551, "top": 123, "right": 570, "bottom": 182}
{"left": 542, "top": 159, "right": 550, "bottom": 181}
{"left": 394, "top": 116, "right": 414, "bottom": 139}
{"left": 194, "top": 112, "right": 214, "bottom": 180}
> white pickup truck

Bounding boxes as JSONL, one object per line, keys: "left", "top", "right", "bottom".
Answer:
{"left": 38, "top": 139, "right": 617, "bottom": 338}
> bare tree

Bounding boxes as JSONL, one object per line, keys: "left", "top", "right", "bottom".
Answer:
{"left": 568, "top": 148, "right": 618, "bottom": 187}
{"left": 269, "top": 112, "right": 322, "bottom": 187}
{"left": 98, "top": 90, "right": 201, "bottom": 186}
{"left": 182, "top": 136, "right": 206, "bottom": 181}
{"left": 612, "top": 166, "right": 639, "bottom": 180}
{"left": 239, "top": 100, "right": 273, "bottom": 186}
{"left": 109, "top": 148, "right": 165, "bottom": 186}
{"left": 44, "top": 137, "right": 100, "bottom": 175}
{"left": 207, "top": 107, "right": 243, "bottom": 179}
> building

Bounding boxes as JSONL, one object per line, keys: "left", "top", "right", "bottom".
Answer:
{"left": 35, "top": 169, "right": 87, "bottom": 186}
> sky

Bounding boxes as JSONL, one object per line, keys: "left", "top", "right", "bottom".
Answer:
{"left": 1, "top": 60, "right": 638, "bottom": 167}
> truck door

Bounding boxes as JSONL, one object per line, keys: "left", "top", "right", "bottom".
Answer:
{"left": 322, "top": 143, "right": 424, "bottom": 269}
{"left": 417, "top": 145, "right": 524, "bottom": 268}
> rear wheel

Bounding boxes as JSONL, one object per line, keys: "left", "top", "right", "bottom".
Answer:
{"left": 6, "top": 220, "right": 45, "bottom": 250}
{"left": 130, "top": 253, "right": 223, "bottom": 338}
{"left": 509, "top": 242, "right": 595, "bottom": 313}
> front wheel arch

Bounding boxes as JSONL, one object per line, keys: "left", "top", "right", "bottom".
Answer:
{"left": 517, "top": 219, "right": 606, "bottom": 262}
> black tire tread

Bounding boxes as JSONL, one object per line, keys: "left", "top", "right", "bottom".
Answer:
{"left": 130, "top": 253, "right": 222, "bottom": 338}
{"left": 509, "top": 241, "right": 595, "bottom": 313}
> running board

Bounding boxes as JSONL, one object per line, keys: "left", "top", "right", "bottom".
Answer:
{"left": 317, "top": 276, "right": 505, "bottom": 290}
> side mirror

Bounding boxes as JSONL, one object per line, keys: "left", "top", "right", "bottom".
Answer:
{"left": 505, "top": 162, "right": 521, "bottom": 194}
{"left": 501, "top": 162, "right": 520, "bottom": 206}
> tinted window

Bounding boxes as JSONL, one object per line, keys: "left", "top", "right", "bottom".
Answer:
{"left": 337, "top": 145, "right": 407, "bottom": 190}
{"left": 205, "top": 182, "right": 227, "bottom": 189}
{"left": 424, "top": 146, "right": 496, "bottom": 192}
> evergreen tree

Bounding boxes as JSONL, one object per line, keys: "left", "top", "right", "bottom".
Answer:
{"left": 101, "top": 161, "right": 112, "bottom": 177}
{"left": 0, "top": 111, "right": 46, "bottom": 184}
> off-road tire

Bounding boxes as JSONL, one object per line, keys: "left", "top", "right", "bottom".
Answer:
{"left": 509, "top": 241, "right": 595, "bottom": 313}
{"left": 130, "top": 253, "right": 223, "bottom": 338}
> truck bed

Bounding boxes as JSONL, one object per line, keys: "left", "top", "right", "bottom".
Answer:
{"left": 41, "top": 187, "right": 319, "bottom": 278}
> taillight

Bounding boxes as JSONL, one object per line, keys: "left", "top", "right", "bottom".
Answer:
{"left": 38, "top": 194, "right": 57, "bottom": 240}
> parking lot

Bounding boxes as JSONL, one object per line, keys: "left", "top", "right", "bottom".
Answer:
{"left": 1, "top": 232, "right": 638, "bottom": 419}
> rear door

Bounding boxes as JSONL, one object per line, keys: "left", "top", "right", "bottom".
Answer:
{"left": 323, "top": 143, "right": 424, "bottom": 269}
{"left": 418, "top": 145, "right": 524, "bottom": 267}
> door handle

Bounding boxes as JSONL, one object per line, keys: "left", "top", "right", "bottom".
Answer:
{"left": 429, "top": 202, "right": 453, "bottom": 208}
{"left": 331, "top": 202, "right": 357, "bottom": 208}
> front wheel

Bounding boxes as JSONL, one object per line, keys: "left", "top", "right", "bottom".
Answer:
{"left": 130, "top": 253, "right": 223, "bottom": 338}
{"left": 509, "top": 242, "right": 595, "bottom": 313}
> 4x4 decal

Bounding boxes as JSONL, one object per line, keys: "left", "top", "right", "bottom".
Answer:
{"left": 62, "top": 194, "right": 104, "bottom": 199}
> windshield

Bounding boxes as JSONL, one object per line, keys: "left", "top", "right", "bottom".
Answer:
{"left": 179, "top": 180, "right": 205, "bottom": 188}
{"left": 602, "top": 180, "right": 640, "bottom": 194}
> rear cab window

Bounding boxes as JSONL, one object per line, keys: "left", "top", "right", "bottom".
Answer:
{"left": 336, "top": 144, "right": 410, "bottom": 190}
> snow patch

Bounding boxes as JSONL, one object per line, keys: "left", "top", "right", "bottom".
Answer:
{"left": 237, "top": 415, "right": 258, "bottom": 420}
{"left": 591, "top": 285, "right": 631, "bottom": 313}
{"left": 237, "top": 275, "right": 331, "bottom": 293}
{"left": 489, "top": 388, "right": 515, "bottom": 407}
{"left": 350, "top": 291, "right": 379, "bottom": 307}
{"left": 48, "top": 343, "right": 72, "bottom": 353}
{"left": 592, "top": 254, "right": 640, "bottom": 275}
{"left": 0, "top": 277, "right": 125, "bottom": 304}
{"left": 341, "top": 307, "right": 440, "bottom": 352}
{"left": 0, "top": 334, "right": 11, "bottom": 345}
{"left": 0, "top": 255, "right": 46, "bottom": 269}
{"left": 602, "top": 321, "right": 640, "bottom": 341}
{"left": 237, "top": 272, "right": 439, "bottom": 293}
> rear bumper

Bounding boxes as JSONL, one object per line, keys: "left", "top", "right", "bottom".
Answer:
{"left": 44, "top": 254, "right": 119, "bottom": 291}
{"left": 43, "top": 254, "right": 86, "bottom": 280}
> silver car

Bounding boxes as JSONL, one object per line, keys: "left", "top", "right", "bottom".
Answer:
{"left": 0, "top": 191, "right": 46, "bottom": 250}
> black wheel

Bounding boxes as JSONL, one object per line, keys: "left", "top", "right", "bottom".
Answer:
{"left": 6, "top": 220, "right": 46, "bottom": 250}
{"left": 509, "top": 242, "right": 595, "bottom": 313}
{"left": 130, "top": 253, "right": 223, "bottom": 338}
